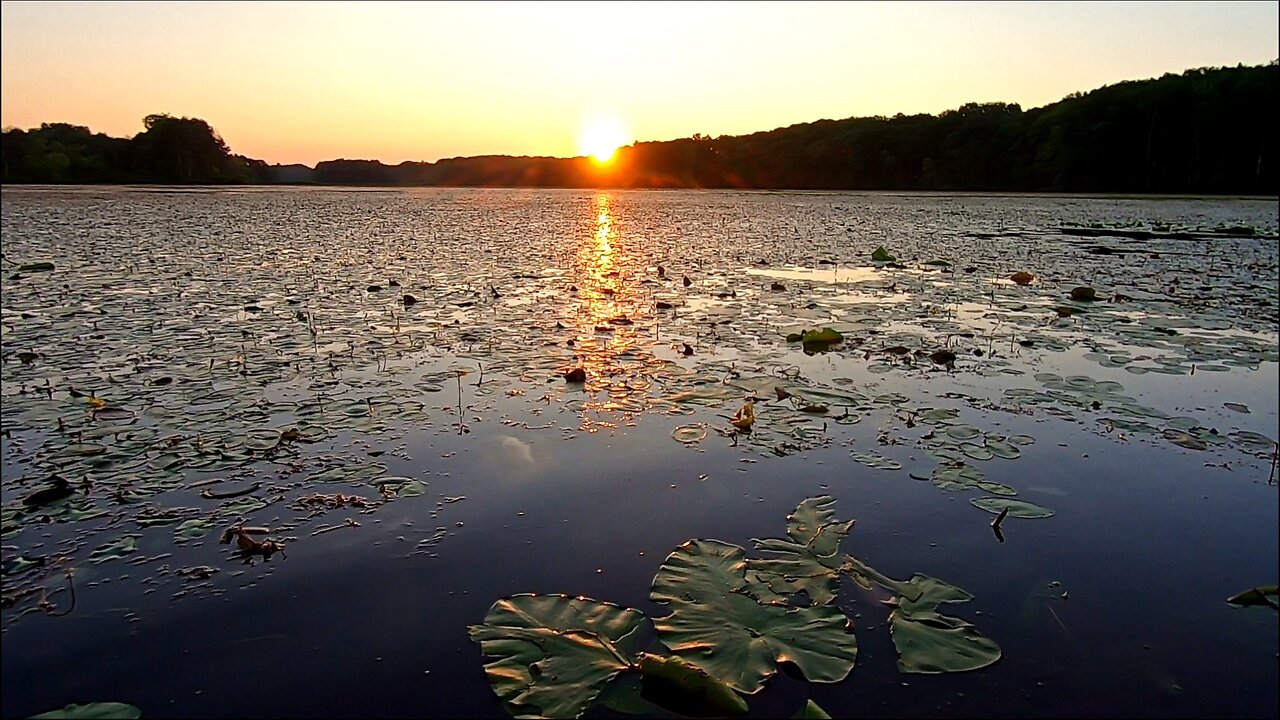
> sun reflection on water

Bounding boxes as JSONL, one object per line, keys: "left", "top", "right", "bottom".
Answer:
{"left": 566, "top": 193, "right": 665, "bottom": 432}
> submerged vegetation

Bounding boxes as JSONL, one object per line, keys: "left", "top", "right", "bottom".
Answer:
{"left": 3, "top": 62, "right": 1276, "bottom": 193}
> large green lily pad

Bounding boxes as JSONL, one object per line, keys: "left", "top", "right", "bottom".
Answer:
{"left": 468, "top": 593, "right": 646, "bottom": 719}
{"left": 651, "top": 539, "right": 857, "bottom": 694}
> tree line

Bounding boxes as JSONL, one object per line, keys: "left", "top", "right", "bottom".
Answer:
{"left": 1, "top": 114, "right": 271, "bottom": 184}
{"left": 3, "top": 62, "right": 1275, "bottom": 194}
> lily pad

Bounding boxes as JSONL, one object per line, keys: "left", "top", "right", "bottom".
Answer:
{"left": 887, "top": 575, "right": 1003, "bottom": 674}
{"left": 468, "top": 593, "right": 646, "bottom": 719}
{"left": 1226, "top": 585, "right": 1279, "bottom": 609}
{"left": 871, "top": 247, "right": 896, "bottom": 263}
{"left": 651, "top": 539, "right": 857, "bottom": 694}
{"left": 28, "top": 702, "right": 140, "bottom": 719}
{"left": 89, "top": 535, "right": 140, "bottom": 563}
{"left": 1162, "top": 428, "right": 1207, "bottom": 451}
{"left": 789, "top": 328, "right": 844, "bottom": 352}
{"left": 173, "top": 518, "right": 213, "bottom": 542}
{"left": 671, "top": 424, "right": 708, "bottom": 444}
{"left": 792, "top": 699, "right": 833, "bottom": 719}
{"left": 636, "top": 652, "right": 748, "bottom": 715}
{"left": 748, "top": 496, "right": 853, "bottom": 604}
{"left": 969, "top": 497, "right": 1054, "bottom": 519}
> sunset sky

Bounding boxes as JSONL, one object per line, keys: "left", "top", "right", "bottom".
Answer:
{"left": 2, "top": 1, "right": 1276, "bottom": 167}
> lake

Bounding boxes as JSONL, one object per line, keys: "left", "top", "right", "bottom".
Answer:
{"left": 1, "top": 186, "right": 1277, "bottom": 719}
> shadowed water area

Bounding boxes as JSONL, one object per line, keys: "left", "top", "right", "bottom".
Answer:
{"left": 1, "top": 187, "right": 1276, "bottom": 719}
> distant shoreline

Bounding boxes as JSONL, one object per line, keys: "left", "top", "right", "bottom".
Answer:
{"left": 4, "top": 62, "right": 1276, "bottom": 195}
{"left": 4, "top": 182, "right": 1277, "bottom": 203}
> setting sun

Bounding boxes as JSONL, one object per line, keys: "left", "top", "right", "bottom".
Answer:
{"left": 579, "top": 116, "right": 629, "bottom": 164}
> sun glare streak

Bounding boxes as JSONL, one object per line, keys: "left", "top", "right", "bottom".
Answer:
{"left": 566, "top": 193, "right": 655, "bottom": 432}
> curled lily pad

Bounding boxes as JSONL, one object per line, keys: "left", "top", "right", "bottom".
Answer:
{"left": 89, "top": 535, "right": 140, "bottom": 563}
{"left": 791, "top": 328, "right": 844, "bottom": 353}
{"left": 651, "top": 539, "right": 857, "bottom": 694}
{"left": 1162, "top": 428, "right": 1207, "bottom": 450}
{"left": 1226, "top": 586, "right": 1279, "bottom": 610}
{"left": 887, "top": 575, "right": 1003, "bottom": 674}
{"left": 173, "top": 518, "right": 213, "bottom": 542}
{"left": 636, "top": 652, "right": 748, "bottom": 715}
{"left": 843, "top": 558, "right": 1001, "bottom": 674}
{"left": 969, "top": 497, "right": 1054, "bottom": 519}
{"left": 395, "top": 480, "right": 428, "bottom": 497}
{"left": 468, "top": 593, "right": 646, "bottom": 719}
{"left": 671, "top": 424, "right": 708, "bottom": 444}
{"left": 850, "top": 451, "right": 902, "bottom": 471}
{"left": 748, "top": 496, "right": 853, "bottom": 604}
{"left": 28, "top": 702, "right": 140, "bottom": 719}
{"left": 792, "top": 699, "right": 833, "bottom": 719}
{"left": 931, "top": 463, "right": 984, "bottom": 491}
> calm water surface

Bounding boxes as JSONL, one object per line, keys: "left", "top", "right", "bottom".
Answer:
{"left": 1, "top": 187, "right": 1276, "bottom": 718}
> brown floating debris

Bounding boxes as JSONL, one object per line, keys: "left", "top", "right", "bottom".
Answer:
{"left": 563, "top": 367, "right": 586, "bottom": 382}
{"left": 928, "top": 349, "right": 957, "bottom": 367}
{"left": 729, "top": 401, "right": 755, "bottom": 430}
{"left": 22, "top": 477, "right": 74, "bottom": 507}
{"left": 1069, "top": 286, "right": 1098, "bottom": 301}
{"left": 220, "top": 525, "right": 286, "bottom": 559}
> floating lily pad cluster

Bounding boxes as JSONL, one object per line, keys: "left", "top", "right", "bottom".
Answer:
{"left": 2, "top": 189, "right": 1275, "bottom": 628}
{"left": 470, "top": 496, "right": 1000, "bottom": 718}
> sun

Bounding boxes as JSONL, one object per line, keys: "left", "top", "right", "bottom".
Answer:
{"left": 579, "top": 116, "right": 629, "bottom": 164}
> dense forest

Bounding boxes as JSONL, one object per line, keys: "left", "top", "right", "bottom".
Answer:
{"left": 3, "top": 62, "right": 1276, "bottom": 194}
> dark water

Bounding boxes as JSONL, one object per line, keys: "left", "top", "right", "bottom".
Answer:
{"left": 1, "top": 187, "right": 1276, "bottom": 719}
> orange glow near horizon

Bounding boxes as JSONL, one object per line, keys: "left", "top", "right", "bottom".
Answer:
{"left": 1, "top": 3, "right": 1276, "bottom": 166}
